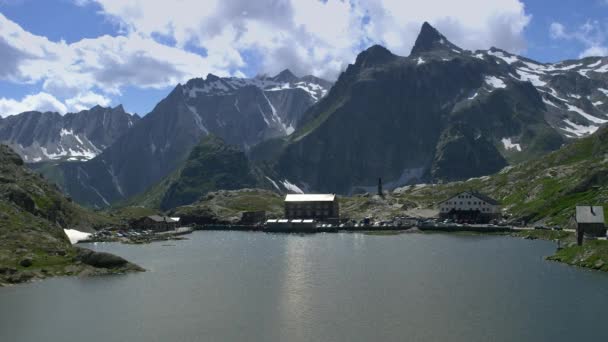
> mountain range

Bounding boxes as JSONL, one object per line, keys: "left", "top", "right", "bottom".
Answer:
{"left": 0, "top": 105, "right": 138, "bottom": 163}
{"left": 7, "top": 22, "right": 608, "bottom": 209}
{"left": 29, "top": 70, "right": 331, "bottom": 207}
{"left": 257, "top": 22, "right": 608, "bottom": 194}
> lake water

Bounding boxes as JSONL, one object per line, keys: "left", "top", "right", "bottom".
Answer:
{"left": 1, "top": 231, "right": 608, "bottom": 342}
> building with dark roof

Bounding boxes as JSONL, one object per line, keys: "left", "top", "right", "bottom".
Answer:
{"left": 438, "top": 191, "right": 501, "bottom": 223}
{"left": 575, "top": 206, "right": 606, "bottom": 245}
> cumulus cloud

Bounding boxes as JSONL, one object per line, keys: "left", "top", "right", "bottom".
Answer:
{"left": 0, "top": 92, "right": 67, "bottom": 117}
{"left": 0, "top": 90, "right": 113, "bottom": 117}
{"left": 90, "top": 0, "right": 531, "bottom": 79}
{"left": 549, "top": 20, "right": 608, "bottom": 58}
{"left": 65, "top": 91, "right": 112, "bottom": 112}
{"left": 0, "top": 0, "right": 532, "bottom": 114}
{"left": 0, "top": 12, "right": 233, "bottom": 105}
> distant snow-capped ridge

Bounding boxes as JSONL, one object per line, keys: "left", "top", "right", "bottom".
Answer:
{"left": 0, "top": 105, "right": 139, "bottom": 163}
{"left": 177, "top": 69, "right": 332, "bottom": 146}
{"left": 465, "top": 47, "right": 608, "bottom": 138}
{"left": 182, "top": 69, "right": 330, "bottom": 102}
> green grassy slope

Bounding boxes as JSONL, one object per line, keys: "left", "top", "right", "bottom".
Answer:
{"left": 0, "top": 145, "right": 131, "bottom": 285}
{"left": 393, "top": 126, "right": 608, "bottom": 226}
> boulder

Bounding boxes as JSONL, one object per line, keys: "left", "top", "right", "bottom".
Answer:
{"left": 8, "top": 271, "right": 34, "bottom": 284}
{"left": 75, "top": 248, "right": 127, "bottom": 268}
{"left": 0, "top": 267, "right": 17, "bottom": 275}
{"left": 19, "top": 257, "right": 33, "bottom": 267}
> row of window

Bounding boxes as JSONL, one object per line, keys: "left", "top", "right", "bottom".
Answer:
{"left": 287, "top": 204, "right": 333, "bottom": 209}
{"left": 445, "top": 201, "right": 487, "bottom": 206}
{"left": 442, "top": 207, "right": 493, "bottom": 212}
{"left": 288, "top": 211, "right": 331, "bottom": 216}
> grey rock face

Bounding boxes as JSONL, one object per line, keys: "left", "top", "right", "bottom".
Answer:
{"left": 265, "top": 22, "right": 608, "bottom": 194}
{"left": 43, "top": 71, "right": 331, "bottom": 207}
{"left": 0, "top": 105, "right": 138, "bottom": 163}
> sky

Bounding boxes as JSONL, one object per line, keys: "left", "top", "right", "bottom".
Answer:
{"left": 0, "top": 0, "right": 606, "bottom": 117}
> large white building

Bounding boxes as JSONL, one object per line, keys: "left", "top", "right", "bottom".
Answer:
{"left": 284, "top": 194, "right": 339, "bottom": 221}
{"left": 438, "top": 191, "right": 501, "bottom": 223}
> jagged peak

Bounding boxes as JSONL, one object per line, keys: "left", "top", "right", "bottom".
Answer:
{"left": 273, "top": 69, "right": 298, "bottom": 82}
{"left": 355, "top": 44, "right": 395, "bottom": 68}
{"left": 112, "top": 104, "right": 125, "bottom": 112}
{"left": 205, "top": 73, "right": 221, "bottom": 82}
{"left": 411, "top": 21, "right": 461, "bottom": 55}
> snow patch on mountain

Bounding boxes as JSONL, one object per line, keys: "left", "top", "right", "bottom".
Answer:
{"left": 487, "top": 50, "right": 518, "bottom": 64}
{"left": 514, "top": 69, "right": 546, "bottom": 86}
{"left": 501, "top": 137, "right": 521, "bottom": 151}
{"left": 187, "top": 105, "right": 209, "bottom": 134}
{"left": 562, "top": 119, "right": 599, "bottom": 137}
{"left": 265, "top": 177, "right": 281, "bottom": 191}
{"left": 282, "top": 179, "right": 304, "bottom": 194}
{"left": 596, "top": 64, "right": 608, "bottom": 73}
{"left": 485, "top": 76, "right": 506, "bottom": 89}
{"left": 565, "top": 104, "right": 607, "bottom": 124}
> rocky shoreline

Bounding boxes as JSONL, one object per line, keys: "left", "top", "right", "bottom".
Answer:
{"left": 0, "top": 247, "right": 144, "bottom": 287}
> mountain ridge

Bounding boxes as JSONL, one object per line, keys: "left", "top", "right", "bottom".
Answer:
{"left": 259, "top": 22, "right": 608, "bottom": 195}
{"left": 0, "top": 105, "right": 139, "bottom": 163}
{"left": 36, "top": 70, "right": 331, "bottom": 208}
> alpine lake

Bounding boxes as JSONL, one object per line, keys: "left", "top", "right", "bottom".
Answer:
{"left": 1, "top": 231, "right": 608, "bottom": 342}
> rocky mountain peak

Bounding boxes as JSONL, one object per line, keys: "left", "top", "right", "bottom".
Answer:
{"left": 355, "top": 44, "right": 395, "bottom": 68}
{"left": 411, "top": 21, "right": 460, "bottom": 55}
{"left": 112, "top": 104, "right": 126, "bottom": 113}
{"left": 205, "top": 73, "right": 221, "bottom": 82}
{"left": 273, "top": 69, "right": 298, "bottom": 83}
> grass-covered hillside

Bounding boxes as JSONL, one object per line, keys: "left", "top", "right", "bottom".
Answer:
{"left": 170, "top": 126, "right": 608, "bottom": 227}
{"left": 125, "top": 135, "right": 278, "bottom": 211}
{"left": 170, "top": 189, "right": 283, "bottom": 223}
{"left": 0, "top": 145, "right": 138, "bottom": 286}
{"left": 393, "top": 126, "right": 608, "bottom": 226}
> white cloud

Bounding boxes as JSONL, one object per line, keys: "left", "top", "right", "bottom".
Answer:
{"left": 65, "top": 91, "right": 112, "bottom": 112}
{"left": 550, "top": 22, "right": 567, "bottom": 39}
{"left": 90, "top": 0, "right": 531, "bottom": 79}
{"left": 0, "top": 0, "right": 532, "bottom": 114}
{"left": 0, "top": 92, "right": 67, "bottom": 117}
{"left": 0, "top": 90, "right": 113, "bottom": 117}
{"left": 0, "top": 12, "right": 231, "bottom": 97}
{"left": 549, "top": 20, "right": 608, "bottom": 58}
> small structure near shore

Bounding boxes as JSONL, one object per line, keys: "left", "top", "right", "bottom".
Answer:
{"left": 284, "top": 194, "right": 339, "bottom": 222}
{"left": 239, "top": 211, "right": 266, "bottom": 225}
{"left": 130, "top": 215, "right": 180, "bottom": 232}
{"left": 265, "top": 218, "right": 316, "bottom": 232}
{"left": 438, "top": 191, "right": 501, "bottom": 223}
{"left": 575, "top": 206, "right": 606, "bottom": 246}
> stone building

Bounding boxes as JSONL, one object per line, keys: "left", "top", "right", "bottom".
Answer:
{"left": 438, "top": 191, "right": 501, "bottom": 223}
{"left": 284, "top": 194, "right": 339, "bottom": 222}
{"left": 575, "top": 206, "right": 606, "bottom": 245}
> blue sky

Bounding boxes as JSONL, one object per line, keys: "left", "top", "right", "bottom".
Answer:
{"left": 0, "top": 0, "right": 606, "bottom": 117}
